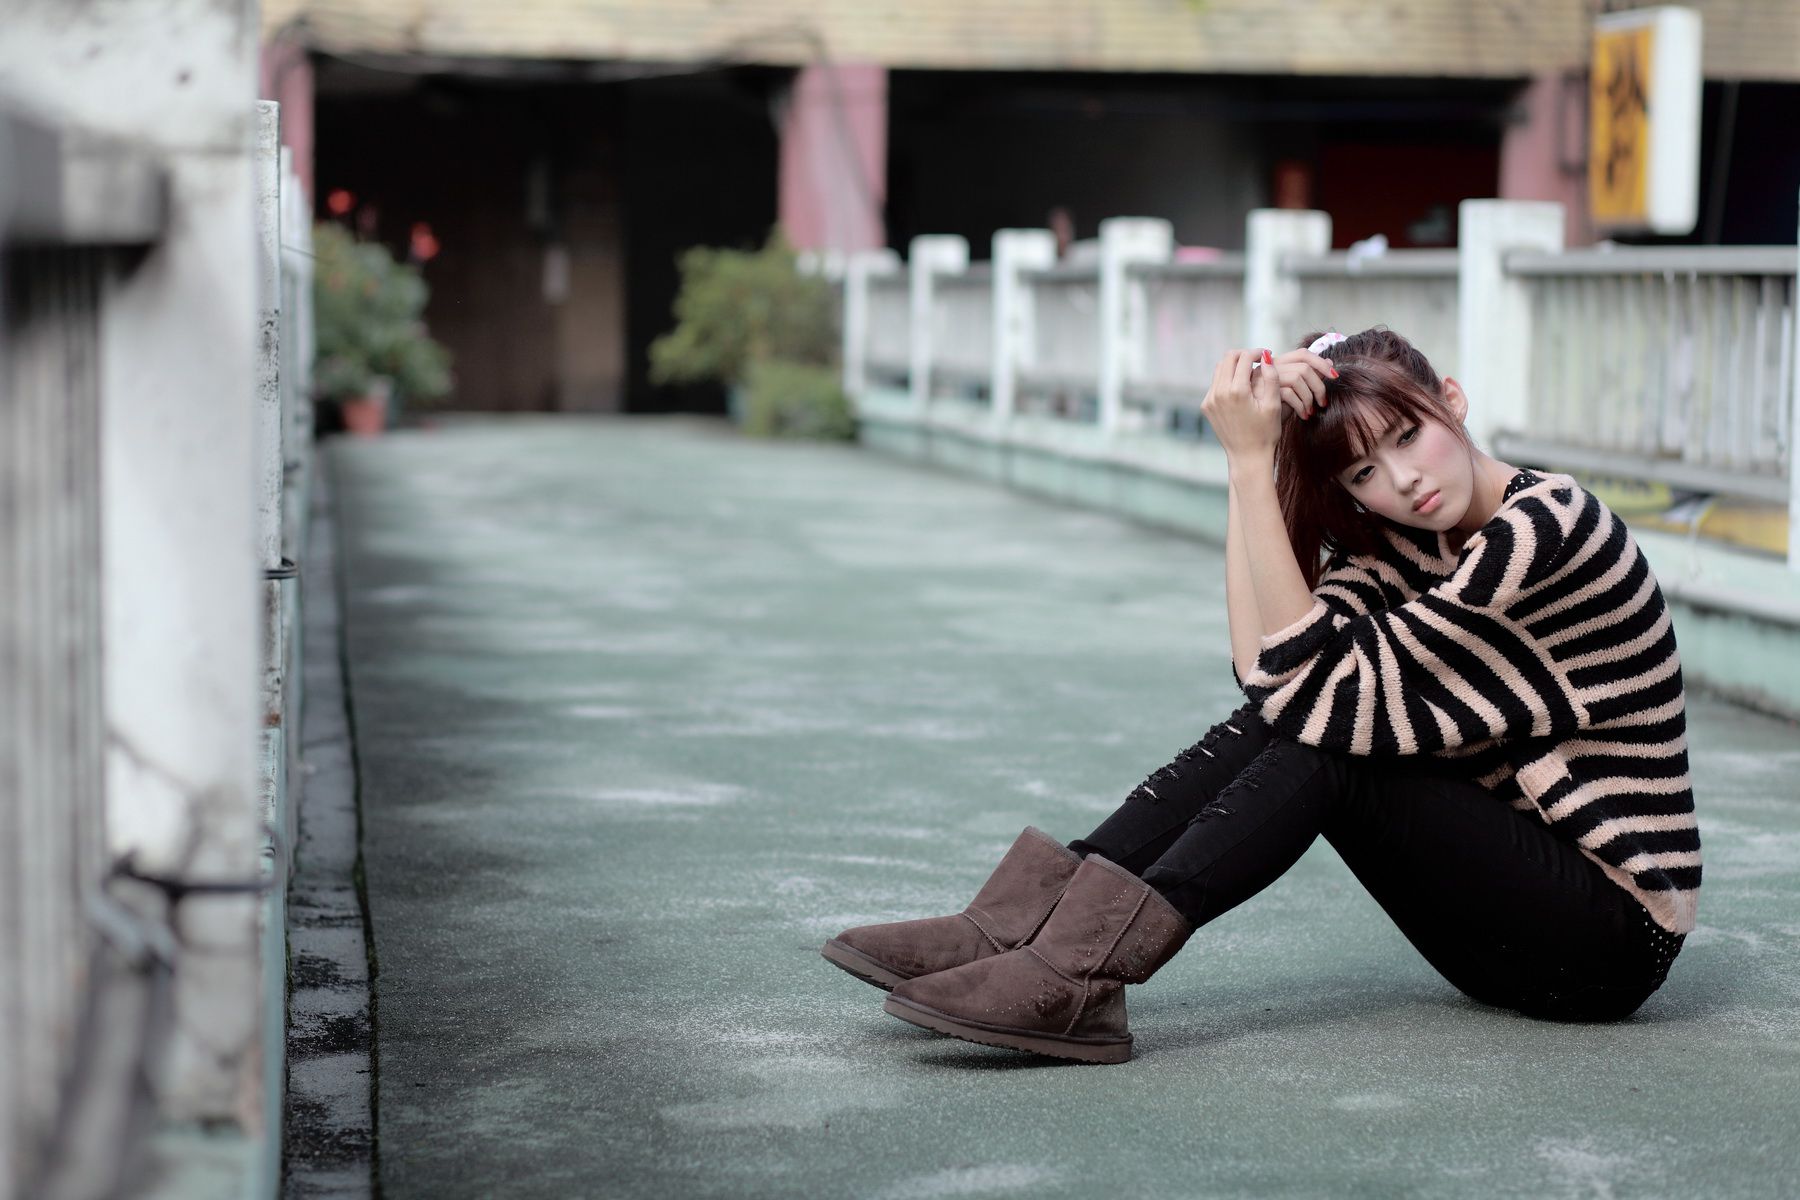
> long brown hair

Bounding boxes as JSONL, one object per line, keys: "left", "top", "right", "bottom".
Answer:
{"left": 1275, "top": 327, "right": 1476, "bottom": 589}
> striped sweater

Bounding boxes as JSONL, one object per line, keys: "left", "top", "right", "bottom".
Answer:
{"left": 1238, "top": 469, "right": 1701, "bottom": 934}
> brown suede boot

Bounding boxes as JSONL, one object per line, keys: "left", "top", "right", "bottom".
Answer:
{"left": 882, "top": 854, "right": 1191, "bottom": 1063}
{"left": 821, "top": 826, "right": 1081, "bottom": 991}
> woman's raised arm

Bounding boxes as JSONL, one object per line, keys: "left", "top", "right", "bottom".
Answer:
{"left": 1225, "top": 477, "right": 1264, "bottom": 684}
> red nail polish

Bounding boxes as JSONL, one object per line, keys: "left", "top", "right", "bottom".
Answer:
{"left": 1263, "top": 350, "right": 1274, "bottom": 365}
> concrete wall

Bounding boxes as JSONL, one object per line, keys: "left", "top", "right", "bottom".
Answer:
{"left": 0, "top": 0, "right": 270, "bottom": 1169}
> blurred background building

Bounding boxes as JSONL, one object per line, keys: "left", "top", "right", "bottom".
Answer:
{"left": 259, "top": 0, "right": 1800, "bottom": 417}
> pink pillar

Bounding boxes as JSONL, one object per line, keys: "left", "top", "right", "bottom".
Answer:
{"left": 1499, "top": 71, "right": 1593, "bottom": 248}
{"left": 259, "top": 36, "right": 315, "bottom": 206}
{"left": 778, "top": 63, "right": 887, "bottom": 252}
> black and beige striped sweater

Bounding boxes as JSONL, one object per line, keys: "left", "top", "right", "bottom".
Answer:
{"left": 1238, "top": 469, "right": 1701, "bottom": 934}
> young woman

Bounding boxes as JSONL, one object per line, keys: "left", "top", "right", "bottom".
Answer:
{"left": 821, "top": 326, "right": 1701, "bottom": 1064}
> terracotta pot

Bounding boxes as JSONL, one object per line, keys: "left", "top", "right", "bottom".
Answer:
{"left": 340, "top": 377, "right": 393, "bottom": 437}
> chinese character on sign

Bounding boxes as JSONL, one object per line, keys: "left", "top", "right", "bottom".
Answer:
{"left": 1590, "top": 23, "right": 1653, "bottom": 223}
{"left": 1588, "top": 7, "right": 1701, "bottom": 235}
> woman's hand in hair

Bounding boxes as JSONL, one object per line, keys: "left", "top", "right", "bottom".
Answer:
{"left": 1270, "top": 349, "right": 1338, "bottom": 422}
{"left": 1202, "top": 348, "right": 1302, "bottom": 464}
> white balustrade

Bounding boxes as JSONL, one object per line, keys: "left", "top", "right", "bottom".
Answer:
{"left": 908, "top": 235, "right": 969, "bottom": 410}
{"left": 1289, "top": 250, "right": 1461, "bottom": 381}
{"left": 1130, "top": 258, "right": 1246, "bottom": 417}
{"left": 1458, "top": 200, "right": 1566, "bottom": 453}
{"left": 840, "top": 197, "right": 1800, "bottom": 570}
{"left": 991, "top": 229, "right": 1057, "bottom": 423}
{"left": 1097, "top": 218, "right": 1174, "bottom": 433}
{"left": 2, "top": 37, "right": 317, "bottom": 1189}
{"left": 1016, "top": 265, "right": 1100, "bottom": 414}
{"left": 841, "top": 248, "right": 901, "bottom": 397}
{"left": 0, "top": 239, "right": 109, "bottom": 1200}
{"left": 931, "top": 266, "right": 994, "bottom": 391}
{"left": 1504, "top": 247, "right": 1795, "bottom": 500}
{"left": 1246, "top": 210, "right": 1332, "bottom": 355}
{"left": 864, "top": 273, "right": 912, "bottom": 384}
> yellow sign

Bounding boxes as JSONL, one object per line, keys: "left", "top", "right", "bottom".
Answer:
{"left": 1590, "top": 23, "right": 1654, "bottom": 223}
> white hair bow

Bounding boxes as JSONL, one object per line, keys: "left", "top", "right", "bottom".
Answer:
{"left": 1250, "top": 329, "right": 1347, "bottom": 373}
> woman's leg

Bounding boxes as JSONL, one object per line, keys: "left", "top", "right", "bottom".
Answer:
{"left": 830, "top": 701, "right": 1278, "bottom": 999}
{"left": 1318, "top": 759, "right": 1682, "bottom": 1022}
{"left": 1068, "top": 698, "right": 1277, "bottom": 874}
{"left": 1116, "top": 731, "right": 1678, "bottom": 1022}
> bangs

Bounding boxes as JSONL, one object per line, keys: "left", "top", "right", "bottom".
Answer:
{"left": 1313, "top": 387, "right": 1434, "bottom": 478}
{"left": 1275, "top": 325, "right": 1453, "bottom": 588}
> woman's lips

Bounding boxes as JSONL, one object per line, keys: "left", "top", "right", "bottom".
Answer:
{"left": 1414, "top": 490, "right": 1442, "bottom": 513}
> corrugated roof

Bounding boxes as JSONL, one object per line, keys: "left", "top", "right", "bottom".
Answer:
{"left": 262, "top": 0, "right": 1800, "bottom": 82}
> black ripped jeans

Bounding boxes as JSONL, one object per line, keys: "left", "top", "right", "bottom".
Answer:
{"left": 1068, "top": 701, "right": 1684, "bottom": 1022}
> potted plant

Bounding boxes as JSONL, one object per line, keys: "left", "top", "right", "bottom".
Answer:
{"left": 312, "top": 221, "right": 453, "bottom": 435}
{"left": 648, "top": 226, "right": 851, "bottom": 439}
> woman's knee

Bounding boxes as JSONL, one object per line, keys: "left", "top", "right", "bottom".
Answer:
{"left": 1226, "top": 735, "right": 1351, "bottom": 799}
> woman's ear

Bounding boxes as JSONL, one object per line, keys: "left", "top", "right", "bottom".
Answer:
{"left": 1442, "top": 377, "right": 1470, "bottom": 424}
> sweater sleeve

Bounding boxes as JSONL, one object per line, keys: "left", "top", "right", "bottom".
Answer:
{"left": 1238, "top": 501, "right": 1590, "bottom": 756}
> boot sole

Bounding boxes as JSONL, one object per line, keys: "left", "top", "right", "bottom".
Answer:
{"left": 882, "top": 994, "right": 1133, "bottom": 1064}
{"left": 821, "top": 939, "right": 911, "bottom": 991}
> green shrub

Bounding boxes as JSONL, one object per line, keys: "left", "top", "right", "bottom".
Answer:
{"left": 312, "top": 221, "right": 453, "bottom": 408}
{"left": 740, "top": 359, "right": 855, "bottom": 440}
{"left": 648, "top": 227, "right": 842, "bottom": 431}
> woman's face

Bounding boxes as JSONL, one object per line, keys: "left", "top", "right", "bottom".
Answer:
{"left": 1333, "top": 388, "right": 1473, "bottom": 531}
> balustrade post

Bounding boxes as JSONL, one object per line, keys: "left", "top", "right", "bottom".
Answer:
{"left": 1245, "top": 209, "right": 1330, "bottom": 358}
{"left": 255, "top": 103, "right": 283, "bottom": 580}
{"left": 1790, "top": 187, "right": 1800, "bottom": 571}
{"left": 908, "top": 235, "right": 968, "bottom": 411}
{"left": 253, "top": 103, "right": 288, "bottom": 871}
{"left": 991, "top": 229, "right": 1056, "bottom": 426}
{"left": 841, "top": 247, "right": 900, "bottom": 406}
{"left": 1098, "top": 217, "right": 1172, "bottom": 435}
{"left": 1458, "top": 200, "right": 1564, "bottom": 453}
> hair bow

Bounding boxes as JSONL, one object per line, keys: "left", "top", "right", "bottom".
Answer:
{"left": 1308, "top": 330, "right": 1348, "bottom": 355}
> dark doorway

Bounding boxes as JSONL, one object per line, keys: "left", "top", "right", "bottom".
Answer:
{"left": 622, "top": 67, "right": 783, "bottom": 414}
{"left": 887, "top": 70, "right": 1518, "bottom": 253}
{"left": 314, "top": 59, "right": 783, "bottom": 415}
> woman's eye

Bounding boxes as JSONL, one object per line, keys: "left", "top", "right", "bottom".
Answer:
{"left": 1351, "top": 468, "right": 1370, "bottom": 485}
{"left": 1399, "top": 425, "right": 1420, "bottom": 444}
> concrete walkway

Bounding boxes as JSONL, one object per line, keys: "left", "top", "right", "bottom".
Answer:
{"left": 331, "top": 415, "right": 1800, "bottom": 1199}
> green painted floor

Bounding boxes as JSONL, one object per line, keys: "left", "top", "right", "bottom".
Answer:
{"left": 332, "top": 415, "right": 1800, "bottom": 1200}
